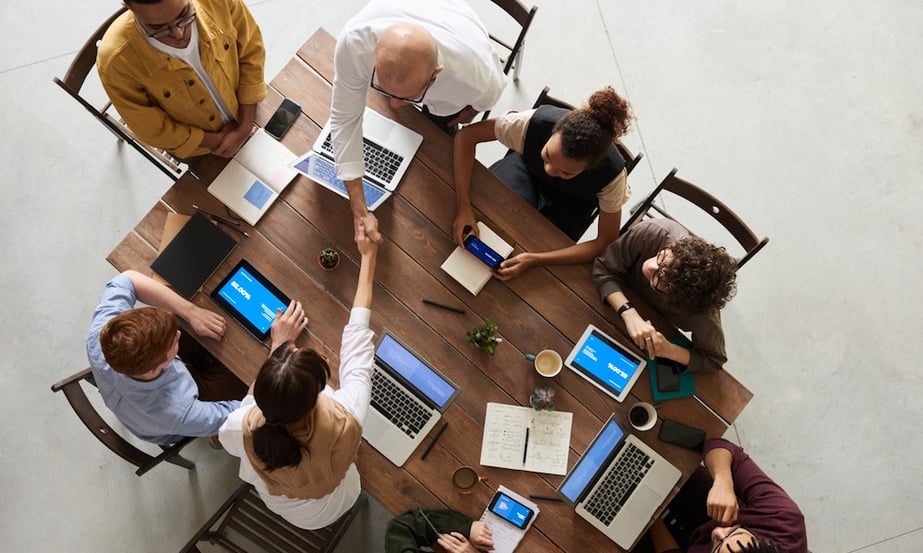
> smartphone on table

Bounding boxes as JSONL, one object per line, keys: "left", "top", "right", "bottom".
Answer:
{"left": 265, "top": 98, "right": 301, "bottom": 140}
{"left": 655, "top": 358, "right": 684, "bottom": 393}
{"left": 487, "top": 490, "right": 535, "bottom": 529}
{"left": 658, "top": 418, "right": 707, "bottom": 452}
{"left": 463, "top": 227, "right": 506, "bottom": 269}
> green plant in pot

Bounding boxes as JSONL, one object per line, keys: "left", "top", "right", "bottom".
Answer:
{"left": 318, "top": 248, "right": 340, "bottom": 270}
{"left": 467, "top": 321, "right": 501, "bottom": 355}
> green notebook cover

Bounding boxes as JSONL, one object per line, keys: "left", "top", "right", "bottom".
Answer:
{"left": 647, "top": 335, "right": 695, "bottom": 401}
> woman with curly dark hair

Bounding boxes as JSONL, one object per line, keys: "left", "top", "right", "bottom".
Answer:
{"left": 592, "top": 219, "right": 738, "bottom": 373}
{"left": 453, "top": 86, "right": 634, "bottom": 280}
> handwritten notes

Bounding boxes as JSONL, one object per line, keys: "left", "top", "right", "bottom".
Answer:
{"left": 480, "top": 403, "right": 572, "bottom": 475}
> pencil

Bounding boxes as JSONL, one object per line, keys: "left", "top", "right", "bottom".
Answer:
{"left": 423, "top": 298, "right": 466, "bottom": 314}
{"left": 420, "top": 421, "right": 449, "bottom": 460}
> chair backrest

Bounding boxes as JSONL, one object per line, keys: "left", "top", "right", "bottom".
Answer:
{"left": 51, "top": 368, "right": 194, "bottom": 476}
{"left": 53, "top": 7, "right": 184, "bottom": 180}
{"left": 621, "top": 168, "right": 769, "bottom": 269}
{"left": 531, "top": 86, "right": 644, "bottom": 175}
{"left": 486, "top": 0, "right": 538, "bottom": 77}
{"left": 178, "top": 483, "right": 365, "bottom": 553}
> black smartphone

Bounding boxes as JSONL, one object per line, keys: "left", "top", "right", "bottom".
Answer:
{"left": 265, "top": 98, "right": 301, "bottom": 140}
{"left": 463, "top": 230, "right": 505, "bottom": 269}
{"left": 655, "top": 359, "right": 683, "bottom": 393}
{"left": 658, "top": 418, "right": 707, "bottom": 452}
{"left": 488, "top": 490, "right": 535, "bottom": 529}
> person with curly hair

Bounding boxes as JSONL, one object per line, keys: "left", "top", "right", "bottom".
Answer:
{"left": 453, "top": 86, "right": 634, "bottom": 280}
{"left": 592, "top": 219, "right": 738, "bottom": 373}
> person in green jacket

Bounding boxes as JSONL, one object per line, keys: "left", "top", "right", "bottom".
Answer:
{"left": 385, "top": 508, "right": 494, "bottom": 553}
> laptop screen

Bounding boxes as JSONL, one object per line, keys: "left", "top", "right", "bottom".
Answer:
{"left": 569, "top": 327, "right": 643, "bottom": 395}
{"left": 559, "top": 418, "right": 625, "bottom": 503}
{"left": 376, "top": 334, "right": 456, "bottom": 409}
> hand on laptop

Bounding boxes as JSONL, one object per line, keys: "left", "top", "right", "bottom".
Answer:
{"left": 269, "top": 300, "right": 309, "bottom": 352}
{"left": 185, "top": 305, "right": 226, "bottom": 341}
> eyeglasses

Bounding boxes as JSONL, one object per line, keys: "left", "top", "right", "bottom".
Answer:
{"left": 138, "top": 8, "right": 197, "bottom": 39}
{"left": 369, "top": 67, "right": 436, "bottom": 105}
{"left": 650, "top": 250, "right": 670, "bottom": 291}
{"left": 711, "top": 526, "right": 760, "bottom": 553}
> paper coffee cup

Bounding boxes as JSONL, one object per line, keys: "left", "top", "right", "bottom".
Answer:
{"left": 628, "top": 402, "right": 657, "bottom": 431}
{"left": 530, "top": 349, "right": 563, "bottom": 377}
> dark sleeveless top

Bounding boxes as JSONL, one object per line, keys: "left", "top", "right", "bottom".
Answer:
{"left": 489, "top": 105, "right": 626, "bottom": 240}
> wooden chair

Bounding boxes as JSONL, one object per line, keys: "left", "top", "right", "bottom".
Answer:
{"left": 532, "top": 86, "right": 644, "bottom": 175}
{"left": 53, "top": 7, "right": 185, "bottom": 180}
{"left": 487, "top": 0, "right": 538, "bottom": 81}
{"left": 621, "top": 168, "right": 769, "bottom": 269}
{"left": 51, "top": 368, "right": 195, "bottom": 476}
{"left": 178, "top": 483, "right": 365, "bottom": 553}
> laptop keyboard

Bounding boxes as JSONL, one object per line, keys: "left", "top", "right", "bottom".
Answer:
{"left": 321, "top": 134, "right": 404, "bottom": 184}
{"left": 584, "top": 442, "right": 655, "bottom": 526}
{"left": 303, "top": 155, "right": 388, "bottom": 207}
{"left": 370, "top": 367, "right": 433, "bottom": 438}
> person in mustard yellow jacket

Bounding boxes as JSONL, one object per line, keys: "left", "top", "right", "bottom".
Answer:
{"left": 98, "top": 0, "right": 266, "bottom": 159}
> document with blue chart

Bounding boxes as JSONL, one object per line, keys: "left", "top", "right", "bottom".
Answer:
{"left": 207, "top": 129, "right": 297, "bottom": 225}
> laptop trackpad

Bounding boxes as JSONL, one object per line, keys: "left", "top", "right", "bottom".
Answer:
{"left": 628, "top": 485, "right": 662, "bottom": 518}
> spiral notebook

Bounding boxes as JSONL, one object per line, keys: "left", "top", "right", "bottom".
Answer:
{"left": 440, "top": 222, "right": 513, "bottom": 295}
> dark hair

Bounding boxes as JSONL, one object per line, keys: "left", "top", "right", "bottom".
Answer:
{"left": 659, "top": 236, "right": 738, "bottom": 313}
{"left": 737, "top": 540, "right": 788, "bottom": 553}
{"left": 552, "top": 86, "right": 633, "bottom": 166}
{"left": 100, "top": 307, "right": 178, "bottom": 375}
{"left": 251, "top": 343, "right": 331, "bottom": 471}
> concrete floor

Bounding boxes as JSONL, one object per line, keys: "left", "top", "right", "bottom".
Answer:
{"left": 2, "top": 1, "right": 921, "bottom": 551}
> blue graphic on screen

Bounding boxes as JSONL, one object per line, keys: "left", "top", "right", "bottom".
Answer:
{"left": 216, "top": 266, "right": 287, "bottom": 334}
{"left": 244, "top": 180, "right": 273, "bottom": 209}
{"left": 464, "top": 235, "right": 504, "bottom": 269}
{"left": 572, "top": 330, "right": 640, "bottom": 394}
{"left": 376, "top": 335, "right": 455, "bottom": 408}
{"left": 296, "top": 156, "right": 387, "bottom": 208}
{"left": 491, "top": 492, "right": 533, "bottom": 529}
{"left": 559, "top": 419, "right": 625, "bottom": 502}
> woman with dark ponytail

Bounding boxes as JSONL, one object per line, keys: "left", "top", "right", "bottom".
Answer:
{"left": 220, "top": 223, "right": 379, "bottom": 529}
{"left": 453, "top": 86, "right": 634, "bottom": 279}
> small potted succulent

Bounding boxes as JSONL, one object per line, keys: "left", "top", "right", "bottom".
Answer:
{"left": 318, "top": 248, "right": 340, "bottom": 271}
{"left": 530, "top": 387, "right": 556, "bottom": 410}
{"left": 466, "top": 321, "right": 501, "bottom": 355}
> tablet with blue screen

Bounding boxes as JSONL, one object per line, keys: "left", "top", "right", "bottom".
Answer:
{"left": 564, "top": 324, "right": 646, "bottom": 402}
{"left": 211, "top": 260, "right": 290, "bottom": 341}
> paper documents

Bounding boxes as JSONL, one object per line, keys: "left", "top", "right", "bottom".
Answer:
{"left": 207, "top": 129, "right": 298, "bottom": 225}
{"left": 479, "top": 485, "right": 539, "bottom": 553}
{"left": 480, "top": 403, "right": 572, "bottom": 475}
{"left": 441, "top": 222, "right": 514, "bottom": 295}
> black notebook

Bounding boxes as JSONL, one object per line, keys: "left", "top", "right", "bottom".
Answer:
{"left": 151, "top": 212, "right": 237, "bottom": 298}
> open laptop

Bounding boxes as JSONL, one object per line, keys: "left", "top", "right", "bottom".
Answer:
{"left": 565, "top": 324, "right": 647, "bottom": 402}
{"left": 292, "top": 107, "right": 423, "bottom": 211}
{"left": 557, "top": 414, "right": 681, "bottom": 549}
{"left": 363, "top": 331, "right": 460, "bottom": 467}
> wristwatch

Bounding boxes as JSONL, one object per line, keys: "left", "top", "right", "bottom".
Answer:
{"left": 616, "top": 301, "right": 634, "bottom": 316}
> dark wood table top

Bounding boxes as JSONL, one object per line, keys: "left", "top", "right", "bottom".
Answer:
{"left": 107, "top": 28, "right": 752, "bottom": 552}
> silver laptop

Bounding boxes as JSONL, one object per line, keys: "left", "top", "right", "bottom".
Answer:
{"left": 292, "top": 107, "right": 423, "bottom": 211}
{"left": 557, "top": 414, "right": 681, "bottom": 549}
{"left": 363, "top": 331, "right": 460, "bottom": 467}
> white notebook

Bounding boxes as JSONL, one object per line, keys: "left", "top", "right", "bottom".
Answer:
{"left": 440, "top": 222, "right": 514, "bottom": 295}
{"left": 479, "top": 485, "right": 540, "bottom": 553}
{"left": 207, "top": 130, "right": 298, "bottom": 225}
{"left": 480, "top": 402, "right": 573, "bottom": 475}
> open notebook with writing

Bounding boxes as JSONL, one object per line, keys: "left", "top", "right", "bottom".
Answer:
{"left": 207, "top": 130, "right": 298, "bottom": 225}
{"left": 440, "top": 222, "right": 514, "bottom": 295}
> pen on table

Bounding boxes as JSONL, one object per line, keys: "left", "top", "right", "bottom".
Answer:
{"left": 193, "top": 204, "right": 250, "bottom": 237}
{"left": 528, "top": 495, "right": 563, "bottom": 502}
{"left": 187, "top": 170, "right": 201, "bottom": 181}
{"left": 522, "top": 427, "right": 529, "bottom": 465}
{"left": 420, "top": 421, "right": 449, "bottom": 460}
{"left": 422, "top": 298, "right": 466, "bottom": 315}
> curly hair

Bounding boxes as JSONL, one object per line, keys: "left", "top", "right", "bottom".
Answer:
{"left": 737, "top": 540, "right": 789, "bottom": 553}
{"left": 100, "top": 307, "right": 178, "bottom": 376}
{"left": 251, "top": 343, "right": 331, "bottom": 471}
{"left": 553, "top": 86, "right": 633, "bottom": 166}
{"left": 658, "top": 236, "right": 738, "bottom": 313}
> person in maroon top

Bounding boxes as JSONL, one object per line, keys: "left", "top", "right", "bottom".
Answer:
{"left": 649, "top": 439, "right": 808, "bottom": 553}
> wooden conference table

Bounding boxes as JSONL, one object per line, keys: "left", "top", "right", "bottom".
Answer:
{"left": 108, "top": 28, "right": 752, "bottom": 552}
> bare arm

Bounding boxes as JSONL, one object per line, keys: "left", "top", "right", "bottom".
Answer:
{"left": 346, "top": 178, "right": 381, "bottom": 244}
{"left": 452, "top": 120, "right": 499, "bottom": 245}
{"left": 353, "top": 222, "right": 379, "bottom": 309}
{"left": 704, "top": 445, "right": 739, "bottom": 524}
{"left": 123, "top": 270, "right": 225, "bottom": 340}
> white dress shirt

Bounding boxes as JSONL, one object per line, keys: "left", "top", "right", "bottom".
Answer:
{"left": 330, "top": 0, "right": 507, "bottom": 181}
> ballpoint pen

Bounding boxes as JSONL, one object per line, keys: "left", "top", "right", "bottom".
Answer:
{"left": 193, "top": 204, "right": 250, "bottom": 237}
{"left": 422, "top": 299, "right": 466, "bottom": 314}
{"left": 522, "top": 427, "right": 529, "bottom": 465}
{"left": 420, "top": 421, "right": 448, "bottom": 460}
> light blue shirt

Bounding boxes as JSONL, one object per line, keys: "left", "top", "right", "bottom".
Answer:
{"left": 86, "top": 274, "right": 240, "bottom": 445}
